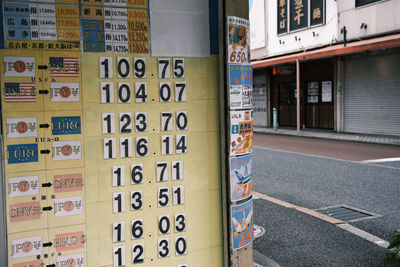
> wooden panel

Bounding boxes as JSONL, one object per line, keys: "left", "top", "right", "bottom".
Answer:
{"left": 319, "top": 104, "right": 334, "bottom": 129}
{"left": 306, "top": 105, "right": 319, "bottom": 128}
{"left": 305, "top": 104, "right": 333, "bottom": 129}
{"left": 279, "top": 105, "right": 296, "bottom": 127}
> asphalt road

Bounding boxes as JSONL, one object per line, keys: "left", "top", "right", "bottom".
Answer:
{"left": 252, "top": 134, "right": 400, "bottom": 267}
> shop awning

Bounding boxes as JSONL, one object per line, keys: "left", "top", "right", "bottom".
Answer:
{"left": 252, "top": 33, "right": 400, "bottom": 69}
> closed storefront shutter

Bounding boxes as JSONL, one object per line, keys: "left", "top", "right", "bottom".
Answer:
{"left": 344, "top": 50, "right": 400, "bottom": 136}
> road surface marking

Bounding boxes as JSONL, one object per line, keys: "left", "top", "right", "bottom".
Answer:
{"left": 254, "top": 191, "right": 389, "bottom": 248}
{"left": 253, "top": 192, "right": 343, "bottom": 224}
{"left": 337, "top": 223, "right": 389, "bottom": 248}
{"left": 362, "top": 157, "right": 400, "bottom": 163}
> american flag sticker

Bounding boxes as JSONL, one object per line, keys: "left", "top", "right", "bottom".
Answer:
{"left": 49, "top": 57, "right": 79, "bottom": 77}
{"left": 4, "top": 56, "right": 36, "bottom": 77}
{"left": 4, "top": 82, "right": 36, "bottom": 102}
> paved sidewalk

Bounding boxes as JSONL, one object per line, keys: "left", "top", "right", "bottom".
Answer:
{"left": 254, "top": 126, "right": 400, "bottom": 146}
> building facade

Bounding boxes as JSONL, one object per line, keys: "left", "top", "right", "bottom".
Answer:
{"left": 250, "top": 0, "right": 400, "bottom": 136}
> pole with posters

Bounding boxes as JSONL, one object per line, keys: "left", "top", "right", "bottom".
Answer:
{"left": 224, "top": 0, "right": 255, "bottom": 265}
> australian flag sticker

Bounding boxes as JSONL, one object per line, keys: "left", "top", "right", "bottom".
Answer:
{"left": 7, "top": 144, "right": 38, "bottom": 164}
{"left": 52, "top": 116, "right": 81, "bottom": 135}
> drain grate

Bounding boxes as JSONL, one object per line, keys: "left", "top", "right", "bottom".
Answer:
{"left": 314, "top": 205, "right": 382, "bottom": 223}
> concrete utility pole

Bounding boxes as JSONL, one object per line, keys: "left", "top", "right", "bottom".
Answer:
{"left": 223, "top": 0, "right": 254, "bottom": 266}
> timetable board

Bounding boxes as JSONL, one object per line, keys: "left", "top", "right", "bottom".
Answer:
{"left": 1, "top": 51, "right": 223, "bottom": 266}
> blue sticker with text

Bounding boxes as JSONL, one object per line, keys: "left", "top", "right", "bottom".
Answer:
{"left": 52, "top": 116, "right": 81, "bottom": 135}
{"left": 231, "top": 198, "right": 254, "bottom": 250}
{"left": 7, "top": 143, "right": 38, "bottom": 164}
{"left": 229, "top": 64, "right": 253, "bottom": 86}
{"left": 232, "top": 125, "right": 239, "bottom": 134}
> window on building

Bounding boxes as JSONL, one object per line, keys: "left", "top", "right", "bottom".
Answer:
{"left": 277, "top": 0, "right": 325, "bottom": 35}
{"left": 355, "top": 0, "right": 383, "bottom": 7}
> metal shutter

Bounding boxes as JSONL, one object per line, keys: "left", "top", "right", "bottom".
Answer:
{"left": 344, "top": 50, "right": 400, "bottom": 136}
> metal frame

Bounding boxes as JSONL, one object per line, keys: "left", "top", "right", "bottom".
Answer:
{"left": 0, "top": 135, "right": 7, "bottom": 266}
{"left": 314, "top": 204, "right": 383, "bottom": 223}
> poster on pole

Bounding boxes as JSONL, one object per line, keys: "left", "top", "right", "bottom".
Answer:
{"left": 229, "top": 64, "right": 253, "bottom": 109}
{"left": 230, "top": 154, "right": 253, "bottom": 202}
{"left": 231, "top": 198, "right": 254, "bottom": 250}
{"left": 230, "top": 110, "right": 253, "bottom": 156}
{"left": 227, "top": 16, "right": 250, "bottom": 64}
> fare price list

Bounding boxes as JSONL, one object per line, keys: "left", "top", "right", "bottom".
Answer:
{"left": 81, "top": 0, "right": 149, "bottom": 53}
{"left": 3, "top": 2, "right": 81, "bottom": 50}
{"left": 98, "top": 56, "right": 188, "bottom": 266}
{"left": 1, "top": 51, "right": 86, "bottom": 266}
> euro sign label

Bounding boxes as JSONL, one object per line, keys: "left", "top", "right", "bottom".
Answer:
{"left": 52, "top": 141, "right": 81, "bottom": 161}
{"left": 8, "top": 175, "right": 39, "bottom": 198}
{"left": 7, "top": 144, "right": 38, "bottom": 164}
{"left": 52, "top": 116, "right": 81, "bottom": 135}
{"left": 4, "top": 56, "right": 36, "bottom": 77}
{"left": 11, "top": 235, "right": 42, "bottom": 259}
{"left": 6, "top": 117, "right": 38, "bottom": 138}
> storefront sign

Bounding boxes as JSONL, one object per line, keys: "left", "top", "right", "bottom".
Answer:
{"left": 311, "top": 0, "right": 324, "bottom": 26}
{"left": 277, "top": 0, "right": 288, "bottom": 34}
{"left": 290, "top": 0, "right": 308, "bottom": 31}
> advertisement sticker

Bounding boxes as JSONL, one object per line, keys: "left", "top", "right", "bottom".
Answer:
{"left": 230, "top": 154, "right": 253, "bottom": 202}
{"left": 229, "top": 64, "right": 253, "bottom": 109}
{"left": 230, "top": 110, "right": 253, "bottom": 156}
{"left": 231, "top": 198, "right": 254, "bottom": 250}
{"left": 227, "top": 16, "right": 250, "bottom": 64}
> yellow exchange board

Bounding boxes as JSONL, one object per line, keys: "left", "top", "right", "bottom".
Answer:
{"left": 1, "top": 50, "right": 223, "bottom": 267}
